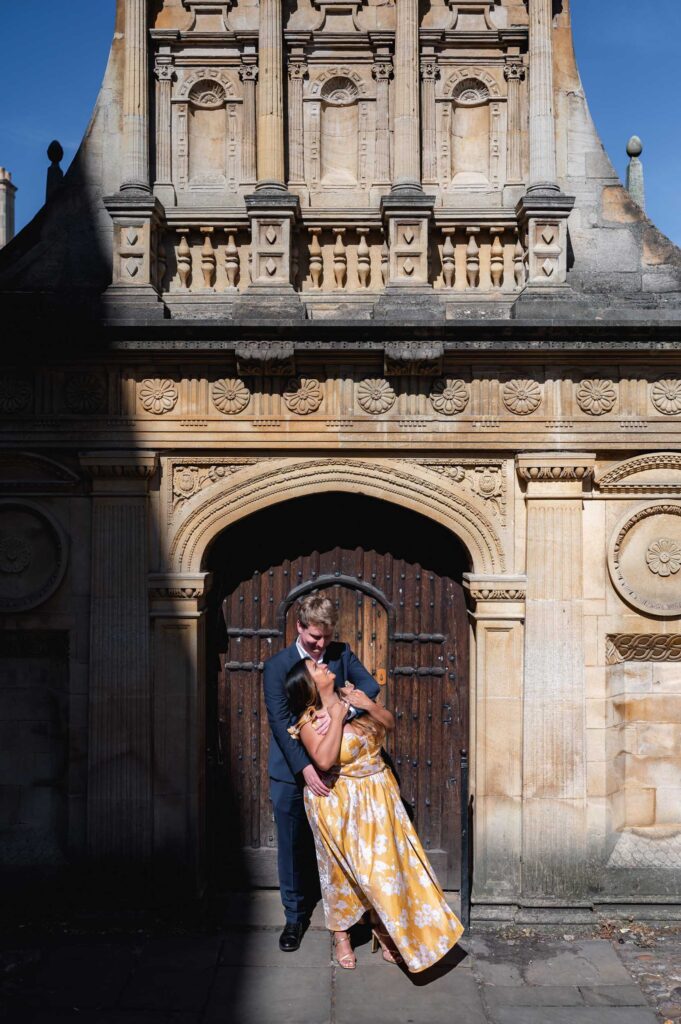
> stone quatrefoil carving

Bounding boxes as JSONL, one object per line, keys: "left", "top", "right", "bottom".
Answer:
{"left": 211, "top": 378, "right": 251, "bottom": 415}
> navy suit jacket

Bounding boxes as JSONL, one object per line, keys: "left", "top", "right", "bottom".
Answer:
{"left": 263, "top": 640, "right": 381, "bottom": 784}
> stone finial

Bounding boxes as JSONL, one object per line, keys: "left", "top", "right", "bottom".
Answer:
{"left": 625, "top": 135, "right": 645, "bottom": 212}
{"left": 46, "top": 140, "right": 65, "bottom": 201}
{"left": 0, "top": 167, "right": 17, "bottom": 248}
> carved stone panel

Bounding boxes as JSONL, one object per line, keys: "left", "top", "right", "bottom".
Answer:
{"left": 608, "top": 502, "right": 681, "bottom": 616}
{"left": 0, "top": 501, "right": 68, "bottom": 613}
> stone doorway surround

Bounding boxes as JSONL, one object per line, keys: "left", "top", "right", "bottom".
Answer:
{"left": 141, "top": 454, "right": 526, "bottom": 903}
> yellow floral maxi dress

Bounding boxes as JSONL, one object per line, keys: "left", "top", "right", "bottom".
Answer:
{"left": 303, "top": 727, "right": 464, "bottom": 973}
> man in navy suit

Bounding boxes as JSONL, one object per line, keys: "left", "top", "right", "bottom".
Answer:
{"left": 263, "top": 593, "right": 380, "bottom": 952}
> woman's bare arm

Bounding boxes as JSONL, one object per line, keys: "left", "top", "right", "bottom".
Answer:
{"left": 299, "top": 702, "right": 347, "bottom": 771}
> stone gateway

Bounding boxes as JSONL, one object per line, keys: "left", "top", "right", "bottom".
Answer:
{"left": 1, "top": 0, "right": 680, "bottom": 922}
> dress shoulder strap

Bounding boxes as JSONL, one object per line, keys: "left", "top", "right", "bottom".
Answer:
{"left": 287, "top": 706, "right": 320, "bottom": 741}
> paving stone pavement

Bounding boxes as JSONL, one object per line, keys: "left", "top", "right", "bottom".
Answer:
{"left": 1, "top": 893, "right": 678, "bottom": 1024}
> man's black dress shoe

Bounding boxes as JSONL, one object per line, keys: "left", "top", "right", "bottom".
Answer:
{"left": 279, "top": 922, "right": 304, "bottom": 952}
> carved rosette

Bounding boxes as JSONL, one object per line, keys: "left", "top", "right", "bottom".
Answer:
{"left": 283, "top": 378, "right": 323, "bottom": 416}
{"left": 139, "top": 379, "right": 179, "bottom": 415}
{"left": 429, "top": 379, "right": 469, "bottom": 416}
{"left": 211, "top": 378, "right": 251, "bottom": 415}
{"left": 357, "top": 379, "right": 396, "bottom": 415}
{"left": 651, "top": 379, "right": 681, "bottom": 416}
{"left": 502, "top": 379, "right": 542, "bottom": 416}
{"left": 646, "top": 538, "right": 681, "bottom": 577}
{"left": 64, "top": 373, "right": 107, "bottom": 414}
{"left": 608, "top": 503, "right": 681, "bottom": 617}
{"left": 576, "top": 379, "right": 617, "bottom": 416}
{"left": 0, "top": 376, "right": 32, "bottom": 414}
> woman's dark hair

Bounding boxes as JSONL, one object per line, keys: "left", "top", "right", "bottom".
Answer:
{"left": 285, "top": 658, "right": 320, "bottom": 719}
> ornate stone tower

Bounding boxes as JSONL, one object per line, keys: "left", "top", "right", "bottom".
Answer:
{"left": 1, "top": 1, "right": 681, "bottom": 917}
{"left": 0, "top": 168, "right": 16, "bottom": 249}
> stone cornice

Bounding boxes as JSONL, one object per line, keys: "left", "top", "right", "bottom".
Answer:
{"left": 80, "top": 451, "right": 159, "bottom": 480}
{"left": 463, "top": 575, "right": 527, "bottom": 620}
{"left": 149, "top": 572, "right": 214, "bottom": 601}
{"left": 516, "top": 453, "right": 596, "bottom": 483}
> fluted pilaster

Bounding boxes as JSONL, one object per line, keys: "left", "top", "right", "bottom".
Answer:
{"left": 121, "top": 0, "right": 151, "bottom": 193}
{"left": 528, "top": 0, "right": 558, "bottom": 192}
{"left": 240, "top": 62, "right": 258, "bottom": 185}
{"left": 392, "top": 0, "right": 421, "bottom": 191}
{"left": 154, "top": 57, "right": 175, "bottom": 205}
{"left": 504, "top": 59, "right": 525, "bottom": 185}
{"left": 287, "top": 59, "right": 307, "bottom": 186}
{"left": 256, "top": 0, "right": 285, "bottom": 189}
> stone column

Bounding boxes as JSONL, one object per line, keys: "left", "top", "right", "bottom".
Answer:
{"left": 239, "top": 61, "right": 258, "bottom": 186}
{"left": 527, "top": 0, "right": 557, "bottom": 193}
{"left": 154, "top": 55, "right": 176, "bottom": 207}
{"left": 80, "top": 452, "right": 158, "bottom": 871}
{"left": 149, "top": 572, "right": 213, "bottom": 895}
{"left": 392, "top": 0, "right": 421, "bottom": 192}
{"left": 256, "top": 0, "right": 285, "bottom": 190}
{"left": 372, "top": 57, "right": 393, "bottom": 186}
{"left": 464, "top": 575, "right": 527, "bottom": 907}
{"left": 420, "top": 57, "right": 439, "bottom": 186}
{"left": 504, "top": 59, "right": 525, "bottom": 185}
{"left": 121, "top": 0, "right": 151, "bottom": 193}
{"left": 517, "top": 453, "right": 596, "bottom": 900}
{"left": 287, "top": 58, "right": 308, "bottom": 186}
{"left": 0, "top": 168, "right": 16, "bottom": 249}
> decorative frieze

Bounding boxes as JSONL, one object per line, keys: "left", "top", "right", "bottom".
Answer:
{"left": 606, "top": 633, "right": 681, "bottom": 665}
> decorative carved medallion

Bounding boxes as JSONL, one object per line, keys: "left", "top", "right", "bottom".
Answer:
{"left": 410, "top": 459, "right": 506, "bottom": 521}
{"left": 139, "top": 379, "right": 179, "bottom": 415}
{"left": 0, "top": 376, "right": 32, "bottom": 414}
{"left": 283, "top": 378, "right": 324, "bottom": 416}
{"left": 0, "top": 500, "right": 68, "bottom": 613}
{"left": 646, "top": 538, "right": 681, "bottom": 577}
{"left": 651, "top": 379, "right": 681, "bottom": 416}
{"left": 64, "top": 373, "right": 107, "bottom": 414}
{"left": 502, "top": 379, "right": 542, "bottom": 416}
{"left": 171, "top": 459, "right": 261, "bottom": 512}
{"left": 608, "top": 502, "right": 681, "bottom": 616}
{"left": 576, "top": 379, "right": 617, "bottom": 416}
{"left": 606, "top": 633, "right": 681, "bottom": 665}
{"left": 211, "top": 378, "right": 251, "bottom": 415}
{"left": 357, "top": 379, "right": 396, "bottom": 415}
{"left": 429, "top": 379, "right": 469, "bottom": 416}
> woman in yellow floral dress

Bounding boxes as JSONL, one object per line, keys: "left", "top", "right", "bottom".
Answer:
{"left": 285, "top": 658, "right": 463, "bottom": 973}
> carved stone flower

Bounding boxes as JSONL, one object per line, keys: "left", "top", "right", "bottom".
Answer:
{"left": 576, "top": 379, "right": 617, "bottom": 416}
{"left": 140, "top": 378, "right": 179, "bottom": 415}
{"left": 502, "top": 379, "right": 542, "bottom": 416}
{"left": 211, "top": 378, "right": 251, "bottom": 415}
{"left": 283, "top": 378, "right": 323, "bottom": 416}
{"left": 357, "top": 378, "right": 396, "bottom": 415}
{"left": 64, "top": 373, "right": 107, "bottom": 414}
{"left": 0, "top": 536, "right": 31, "bottom": 575}
{"left": 651, "top": 379, "right": 681, "bottom": 416}
{"left": 429, "top": 379, "right": 469, "bottom": 416}
{"left": 0, "top": 377, "right": 32, "bottom": 414}
{"left": 646, "top": 538, "right": 681, "bottom": 577}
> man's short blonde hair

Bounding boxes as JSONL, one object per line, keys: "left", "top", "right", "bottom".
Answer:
{"left": 296, "top": 593, "right": 338, "bottom": 629}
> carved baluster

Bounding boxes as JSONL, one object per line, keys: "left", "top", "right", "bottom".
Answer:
{"left": 381, "top": 239, "right": 389, "bottom": 287}
{"left": 224, "top": 228, "right": 239, "bottom": 290}
{"left": 332, "top": 227, "right": 347, "bottom": 290}
{"left": 200, "top": 227, "right": 216, "bottom": 290}
{"left": 514, "top": 228, "right": 526, "bottom": 289}
{"left": 442, "top": 228, "right": 456, "bottom": 289}
{"left": 356, "top": 226, "right": 371, "bottom": 289}
{"left": 490, "top": 228, "right": 504, "bottom": 289}
{"left": 176, "top": 228, "right": 192, "bottom": 290}
{"left": 291, "top": 236, "right": 300, "bottom": 290}
{"left": 466, "top": 227, "right": 480, "bottom": 289}
{"left": 308, "top": 228, "right": 323, "bottom": 289}
{"left": 157, "top": 233, "right": 167, "bottom": 291}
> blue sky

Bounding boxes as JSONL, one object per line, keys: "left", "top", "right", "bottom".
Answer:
{"left": 0, "top": 0, "right": 679, "bottom": 245}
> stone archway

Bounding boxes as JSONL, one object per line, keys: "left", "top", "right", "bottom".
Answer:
{"left": 151, "top": 456, "right": 525, "bottom": 902}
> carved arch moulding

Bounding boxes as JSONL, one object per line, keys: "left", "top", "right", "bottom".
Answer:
{"left": 166, "top": 457, "right": 508, "bottom": 576}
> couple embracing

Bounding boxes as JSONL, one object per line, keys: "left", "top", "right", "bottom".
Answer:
{"left": 263, "top": 593, "right": 463, "bottom": 973}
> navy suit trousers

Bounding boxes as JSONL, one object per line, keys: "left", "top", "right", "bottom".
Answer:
{"left": 270, "top": 778, "right": 321, "bottom": 924}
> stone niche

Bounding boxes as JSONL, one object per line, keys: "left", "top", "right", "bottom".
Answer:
{"left": 439, "top": 68, "right": 505, "bottom": 192}
{"left": 173, "top": 70, "right": 242, "bottom": 200}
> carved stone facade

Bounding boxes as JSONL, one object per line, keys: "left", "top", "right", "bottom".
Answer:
{"left": 1, "top": 0, "right": 681, "bottom": 917}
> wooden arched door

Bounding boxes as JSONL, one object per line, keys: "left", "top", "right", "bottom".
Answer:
{"left": 211, "top": 494, "right": 469, "bottom": 890}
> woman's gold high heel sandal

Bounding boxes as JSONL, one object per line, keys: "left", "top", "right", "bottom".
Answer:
{"left": 371, "top": 926, "right": 404, "bottom": 966}
{"left": 333, "top": 931, "right": 357, "bottom": 970}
